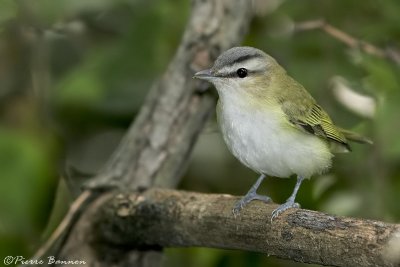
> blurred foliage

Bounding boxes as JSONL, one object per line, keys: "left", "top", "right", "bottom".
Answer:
{"left": 0, "top": 0, "right": 399, "bottom": 266}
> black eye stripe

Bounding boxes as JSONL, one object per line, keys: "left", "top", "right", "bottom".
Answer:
{"left": 214, "top": 69, "right": 263, "bottom": 78}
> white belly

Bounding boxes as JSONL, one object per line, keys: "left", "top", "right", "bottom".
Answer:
{"left": 217, "top": 100, "right": 333, "bottom": 178}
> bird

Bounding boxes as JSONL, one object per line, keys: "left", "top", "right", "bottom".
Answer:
{"left": 193, "top": 46, "right": 371, "bottom": 220}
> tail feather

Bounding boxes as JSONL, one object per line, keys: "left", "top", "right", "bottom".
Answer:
{"left": 338, "top": 127, "right": 373, "bottom": 145}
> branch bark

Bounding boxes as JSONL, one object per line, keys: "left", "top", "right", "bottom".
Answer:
{"left": 67, "top": 188, "right": 400, "bottom": 267}
{"left": 86, "top": 0, "right": 253, "bottom": 191}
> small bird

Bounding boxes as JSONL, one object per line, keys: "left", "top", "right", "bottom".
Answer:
{"left": 194, "top": 47, "right": 371, "bottom": 219}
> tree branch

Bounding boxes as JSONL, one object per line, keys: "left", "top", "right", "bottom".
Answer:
{"left": 66, "top": 188, "right": 400, "bottom": 267}
{"left": 295, "top": 19, "right": 400, "bottom": 66}
{"left": 85, "top": 0, "right": 253, "bottom": 191}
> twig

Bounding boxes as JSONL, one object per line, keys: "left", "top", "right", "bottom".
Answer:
{"left": 295, "top": 19, "right": 400, "bottom": 65}
{"left": 31, "top": 190, "right": 94, "bottom": 260}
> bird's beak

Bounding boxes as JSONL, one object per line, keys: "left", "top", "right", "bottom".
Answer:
{"left": 193, "top": 69, "right": 214, "bottom": 80}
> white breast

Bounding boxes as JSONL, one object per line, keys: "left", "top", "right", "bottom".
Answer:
{"left": 217, "top": 93, "right": 333, "bottom": 179}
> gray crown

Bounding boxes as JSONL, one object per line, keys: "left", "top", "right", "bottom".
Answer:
{"left": 212, "top": 46, "right": 267, "bottom": 70}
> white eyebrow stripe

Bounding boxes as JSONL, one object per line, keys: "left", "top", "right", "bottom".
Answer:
{"left": 218, "top": 58, "right": 265, "bottom": 76}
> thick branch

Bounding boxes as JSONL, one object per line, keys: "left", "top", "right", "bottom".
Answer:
{"left": 86, "top": 0, "right": 253, "bottom": 191}
{"left": 71, "top": 188, "right": 400, "bottom": 267}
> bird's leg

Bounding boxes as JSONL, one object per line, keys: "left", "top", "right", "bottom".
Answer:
{"left": 232, "top": 174, "right": 271, "bottom": 216}
{"left": 271, "top": 175, "right": 304, "bottom": 220}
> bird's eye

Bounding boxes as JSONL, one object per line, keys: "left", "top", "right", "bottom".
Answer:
{"left": 236, "top": 68, "right": 248, "bottom": 78}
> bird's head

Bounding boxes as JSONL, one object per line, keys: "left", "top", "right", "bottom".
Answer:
{"left": 194, "top": 47, "right": 283, "bottom": 101}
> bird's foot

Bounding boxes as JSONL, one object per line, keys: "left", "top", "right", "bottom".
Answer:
{"left": 271, "top": 200, "right": 300, "bottom": 221}
{"left": 232, "top": 191, "right": 271, "bottom": 217}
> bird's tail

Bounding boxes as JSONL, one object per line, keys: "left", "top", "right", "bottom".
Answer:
{"left": 338, "top": 127, "right": 373, "bottom": 145}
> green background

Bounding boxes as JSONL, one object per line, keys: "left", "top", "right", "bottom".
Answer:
{"left": 0, "top": 0, "right": 399, "bottom": 266}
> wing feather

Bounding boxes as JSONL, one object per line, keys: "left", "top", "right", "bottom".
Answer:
{"left": 278, "top": 79, "right": 350, "bottom": 152}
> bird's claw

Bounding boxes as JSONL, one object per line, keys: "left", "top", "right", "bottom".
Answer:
{"left": 271, "top": 201, "right": 300, "bottom": 221}
{"left": 232, "top": 202, "right": 244, "bottom": 217}
{"left": 232, "top": 193, "right": 271, "bottom": 218}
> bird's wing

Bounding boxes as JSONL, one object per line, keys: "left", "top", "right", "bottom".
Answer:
{"left": 279, "top": 83, "right": 350, "bottom": 152}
